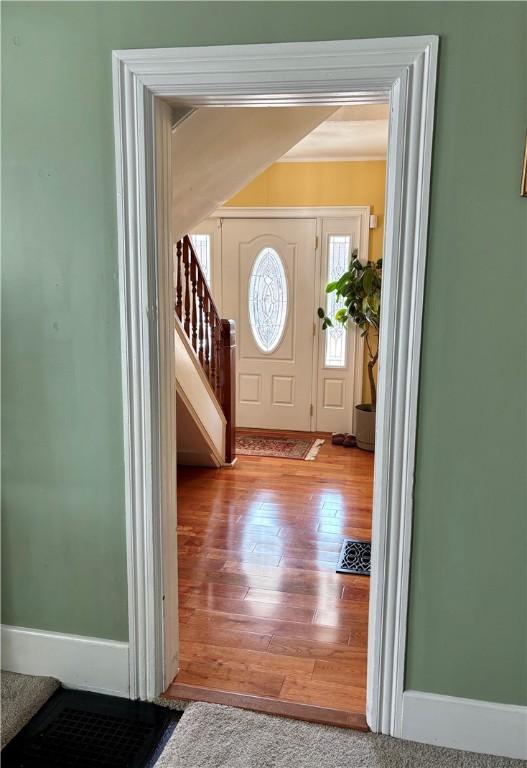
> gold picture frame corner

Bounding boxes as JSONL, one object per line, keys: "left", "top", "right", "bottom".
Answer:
{"left": 521, "top": 133, "right": 527, "bottom": 197}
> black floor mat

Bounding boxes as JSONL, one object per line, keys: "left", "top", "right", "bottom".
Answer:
{"left": 336, "top": 538, "right": 371, "bottom": 575}
{"left": 1, "top": 687, "right": 178, "bottom": 767}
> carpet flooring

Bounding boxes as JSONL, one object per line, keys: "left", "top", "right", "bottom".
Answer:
{"left": 1, "top": 670, "right": 59, "bottom": 748}
{"left": 155, "top": 701, "right": 525, "bottom": 768}
{"left": 2, "top": 674, "right": 524, "bottom": 767}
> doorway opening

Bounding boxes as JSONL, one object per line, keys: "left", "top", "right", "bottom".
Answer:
{"left": 168, "top": 108, "right": 388, "bottom": 727}
{"left": 112, "top": 37, "right": 438, "bottom": 737}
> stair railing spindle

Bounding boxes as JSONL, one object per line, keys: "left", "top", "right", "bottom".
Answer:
{"left": 198, "top": 274, "right": 205, "bottom": 366}
{"left": 203, "top": 292, "right": 210, "bottom": 375}
{"left": 183, "top": 238, "right": 191, "bottom": 336}
{"left": 190, "top": 257, "right": 198, "bottom": 353}
{"left": 175, "top": 240, "right": 183, "bottom": 321}
{"left": 209, "top": 311, "right": 216, "bottom": 392}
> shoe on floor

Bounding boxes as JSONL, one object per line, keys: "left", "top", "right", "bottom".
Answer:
{"left": 343, "top": 434, "right": 357, "bottom": 448}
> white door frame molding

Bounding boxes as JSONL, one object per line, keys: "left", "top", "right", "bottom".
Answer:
{"left": 215, "top": 206, "right": 370, "bottom": 222}
{"left": 213, "top": 206, "right": 370, "bottom": 433}
{"left": 112, "top": 37, "right": 438, "bottom": 736}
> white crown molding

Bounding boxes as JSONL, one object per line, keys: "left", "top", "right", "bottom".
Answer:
{"left": 112, "top": 35, "right": 439, "bottom": 739}
{"left": 402, "top": 690, "right": 527, "bottom": 760}
{"left": 1, "top": 625, "right": 129, "bottom": 698}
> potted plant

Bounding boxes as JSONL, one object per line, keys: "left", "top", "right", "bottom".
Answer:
{"left": 318, "top": 251, "right": 381, "bottom": 451}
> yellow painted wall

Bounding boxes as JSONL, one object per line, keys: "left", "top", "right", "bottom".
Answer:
{"left": 227, "top": 160, "right": 386, "bottom": 266}
{"left": 226, "top": 161, "right": 386, "bottom": 403}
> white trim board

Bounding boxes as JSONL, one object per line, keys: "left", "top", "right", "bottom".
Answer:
{"left": 1, "top": 625, "right": 129, "bottom": 698}
{"left": 402, "top": 690, "right": 527, "bottom": 761}
{"left": 215, "top": 206, "right": 370, "bottom": 221}
{"left": 112, "top": 36, "right": 439, "bottom": 738}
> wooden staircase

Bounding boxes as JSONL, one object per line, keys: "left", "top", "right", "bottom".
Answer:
{"left": 175, "top": 235, "right": 235, "bottom": 464}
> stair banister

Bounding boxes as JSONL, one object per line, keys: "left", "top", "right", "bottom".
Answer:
{"left": 175, "top": 235, "right": 236, "bottom": 464}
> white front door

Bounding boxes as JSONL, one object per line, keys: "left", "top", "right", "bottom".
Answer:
{"left": 222, "top": 218, "right": 317, "bottom": 431}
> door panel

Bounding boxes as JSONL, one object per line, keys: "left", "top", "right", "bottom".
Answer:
{"left": 222, "top": 218, "right": 317, "bottom": 431}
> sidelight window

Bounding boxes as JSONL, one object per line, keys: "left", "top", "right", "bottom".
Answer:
{"left": 190, "top": 233, "right": 211, "bottom": 284}
{"left": 324, "top": 235, "right": 351, "bottom": 367}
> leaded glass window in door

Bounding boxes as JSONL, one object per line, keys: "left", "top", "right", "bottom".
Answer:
{"left": 248, "top": 247, "right": 288, "bottom": 353}
{"left": 324, "top": 235, "right": 351, "bottom": 367}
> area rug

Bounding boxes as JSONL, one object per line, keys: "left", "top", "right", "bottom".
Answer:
{"left": 155, "top": 701, "right": 523, "bottom": 768}
{"left": 235, "top": 435, "right": 324, "bottom": 461}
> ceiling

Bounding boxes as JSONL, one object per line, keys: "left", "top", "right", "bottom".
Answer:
{"left": 279, "top": 103, "right": 389, "bottom": 162}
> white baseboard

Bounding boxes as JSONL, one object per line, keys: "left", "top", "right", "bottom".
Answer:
{"left": 401, "top": 690, "right": 527, "bottom": 760}
{"left": 1, "top": 625, "right": 130, "bottom": 698}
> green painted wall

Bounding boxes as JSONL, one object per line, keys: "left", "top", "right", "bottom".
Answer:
{"left": 2, "top": 2, "right": 525, "bottom": 703}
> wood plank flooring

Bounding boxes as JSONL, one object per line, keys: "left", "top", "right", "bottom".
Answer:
{"left": 165, "top": 429, "right": 374, "bottom": 729}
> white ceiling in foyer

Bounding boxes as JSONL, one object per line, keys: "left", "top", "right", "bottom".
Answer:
{"left": 279, "top": 103, "right": 389, "bottom": 162}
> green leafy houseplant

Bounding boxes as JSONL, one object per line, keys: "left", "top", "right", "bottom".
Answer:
{"left": 318, "top": 251, "right": 382, "bottom": 409}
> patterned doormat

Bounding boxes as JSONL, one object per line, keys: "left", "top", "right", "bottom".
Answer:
{"left": 336, "top": 538, "right": 371, "bottom": 575}
{"left": 235, "top": 435, "right": 325, "bottom": 461}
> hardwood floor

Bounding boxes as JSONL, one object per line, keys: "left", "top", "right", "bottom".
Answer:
{"left": 165, "top": 429, "right": 374, "bottom": 729}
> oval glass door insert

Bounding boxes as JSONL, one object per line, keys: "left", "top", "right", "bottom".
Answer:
{"left": 248, "top": 247, "right": 288, "bottom": 353}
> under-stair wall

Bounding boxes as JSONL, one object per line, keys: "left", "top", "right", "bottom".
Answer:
{"left": 171, "top": 106, "right": 336, "bottom": 241}
{"left": 175, "top": 321, "right": 226, "bottom": 467}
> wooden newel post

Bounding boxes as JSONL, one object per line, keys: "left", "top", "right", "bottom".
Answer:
{"left": 221, "top": 319, "right": 236, "bottom": 465}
